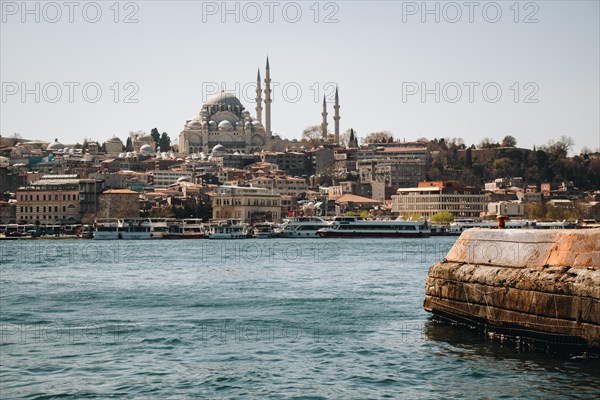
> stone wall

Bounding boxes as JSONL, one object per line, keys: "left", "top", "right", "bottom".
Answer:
{"left": 424, "top": 229, "right": 600, "bottom": 351}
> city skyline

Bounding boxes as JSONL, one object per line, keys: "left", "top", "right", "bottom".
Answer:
{"left": 1, "top": 1, "right": 599, "bottom": 153}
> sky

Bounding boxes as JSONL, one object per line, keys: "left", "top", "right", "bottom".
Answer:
{"left": 1, "top": 0, "right": 599, "bottom": 153}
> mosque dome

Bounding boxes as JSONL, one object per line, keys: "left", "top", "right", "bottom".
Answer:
{"left": 177, "top": 176, "right": 190, "bottom": 183}
{"left": 47, "top": 139, "right": 65, "bottom": 151}
{"left": 211, "top": 144, "right": 226, "bottom": 155}
{"left": 204, "top": 92, "right": 243, "bottom": 108}
{"left": 107, "top": 136, "right": 122, "bottom": 143}
{"left": 218, "top": 120, "right": 233, "bottom": 131}
{"left": 140, "top": 144, "right": 153, "bottom": 153}
{"left": 187, "top": 119, "right": 202, "bottom": 129}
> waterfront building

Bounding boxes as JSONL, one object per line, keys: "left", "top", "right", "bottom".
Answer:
{"left": 16, "top": 175, "right": 81, "bottom": 224}
{"left": 97, "top": 189, "right": 140, "bottom": 219}
{"left": 79, "top": 179, "right": 106, "bottom": 222}
{"left": 211, "top": 185, "right": 282, "bottom": 223}
{"left": 391, "top": 181, "right": 490, "bottom": 218}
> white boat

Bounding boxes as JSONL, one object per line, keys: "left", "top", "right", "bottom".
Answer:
{"left": 253, "top": 222, "right": 275, "bottom": 238}
{"left": 535, "top": 221, "right": 576, "bottom": 229}
{"left": 317, "top": 216, "right": 430, "bottom": 238}
{"left": 148, "top": 218, "right": 170, "bottom": 239}
{"left": 164, "top": 219, "right": 206, "bottom": 239}
{"left": 93, "top": 219, "right": 152, "bottom": 240}
{"left": 274, "top": 216, "right": 330, "bottom": 238}
{"left": 207, "top": 219, "right": 247, "bottom": 239}
{"left": 448, "top": 219, "right": 538, "bottom": 235}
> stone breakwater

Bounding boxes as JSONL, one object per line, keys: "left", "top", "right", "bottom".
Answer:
{"left": 424, "top": 229, "right": 600, "bottom": 352}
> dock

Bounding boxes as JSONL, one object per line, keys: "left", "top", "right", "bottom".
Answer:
{"left": 424, "top": 228, "right": 599, "bottom": 353}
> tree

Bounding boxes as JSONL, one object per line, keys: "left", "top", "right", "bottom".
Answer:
{"left": 478, "top": 137, "right": 497, "bottom": 149}
{"left": 465, "top": 147, "right": 473, "bottom": 168}
{"left": 430, "top": 211, "right": 454, "bottom": 224}
{"left": 150, "top": 128, "right": 160, "bottom": 147}
{"left": 125, "top": 137, "right": 133, "bottom": 151}
{"left": 339, "top": 129, "right": 353, "bottom": 147}
{"left": 501, "top": 135, "right": 517, "bottom": 147}
{"left": 362, "top": 131, "right": 393, "bottom": 144}
{"left": 159, "top": 132, "right": 171, "bottom": 152}
{"left": 302, "top": 125, "right": 324, "bottom": 148}
{"left": 10, "top": 132, "right": 22, "bottom": 139}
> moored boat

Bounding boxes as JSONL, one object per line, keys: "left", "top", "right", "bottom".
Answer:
{"left": 93, "top": 219, "right": 153, "bottom": 240}
{"left": 163, "top": 219, "right": 206, "bottom": 239}
{"left": 274, "top": 216, "right": 330, "bottom": 238}
{"left": 317, "top": 216, "right": 430, "bottom": 238}
{"left": 253, "top": 222, "right": 275, "bottom": 238}
{"left": 207, "top": 219, "right": 247, "bottom": 239}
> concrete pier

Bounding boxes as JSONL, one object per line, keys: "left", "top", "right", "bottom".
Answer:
{"left": 424, "top": 229, "right": 600, "bottom": 352}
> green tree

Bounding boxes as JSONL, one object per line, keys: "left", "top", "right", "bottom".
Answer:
{"left": 465, "top": 147, "right": 473, "bottom": 168}
{"left": 150, "top": 128, "right": 160, "bottom": 147}
{"left": 159, "top": 132, "right": 171, "bottom": 151}
{"left": 125, "top": 137, "right": 133, "bottom": 151}
{"left": 430, "top": 211, "right": 454, "bottom": 224}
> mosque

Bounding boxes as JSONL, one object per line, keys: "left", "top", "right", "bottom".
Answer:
{"left": 178, "top": 57, "right": 342, "bottom": 155}
{"left": 178, "top": 57, "right": 274, "bottom": 155}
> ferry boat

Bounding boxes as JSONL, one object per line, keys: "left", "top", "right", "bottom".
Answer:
{"left": 274, "top": 216, "right": 330, "bottom": 238}
{"left": 448, "top": 219, "right": 537, "bottom": 235}
{"left": 147, "top": 218, "right": 170, "bottom": 239}
{"left": 93, "top": 219, "right": 153, "bottom": 240}
{"left": 253, "top": 222, "right": 275, "bottom": 239}
{"left": 535, "top": 221, "right": 577, "bottom": 229}
{"left": 164, "top": 219, "right": 206, "bottom": 239}
{"left": 317, "top": 216, "right": 430, "bottom": 238}
{"left": 207, "top": 219, "right": 247, "bottom": 239}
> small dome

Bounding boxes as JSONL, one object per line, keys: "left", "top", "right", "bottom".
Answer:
{"left": 211, "top": 144, "right": 226, "bottom": 154}
{"left": 187, "top": 119, "right": 201, "bottom": 129}
{"left": 47, "top": 139, "right": 65, "bottom": 151}
{"left": 107, "top": 136, "right": 122, "bottom": 143}
{"left": 177, "top": 176, "right": 190, "bottom": 183}
{"left": 218, "top": 120, "right": 233, "bottom": 131}
{"left": 140, "top": 144, "right": 153, "bottom": 153}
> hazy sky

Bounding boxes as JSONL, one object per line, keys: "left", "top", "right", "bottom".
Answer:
{"left": 1, "top": 1, "right": 599, "bottom": 153}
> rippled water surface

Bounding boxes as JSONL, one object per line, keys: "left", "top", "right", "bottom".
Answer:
{"left": 1, "top": 238, "right": 599, "bottom": 399}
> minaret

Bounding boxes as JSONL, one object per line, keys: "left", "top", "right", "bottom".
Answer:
{"left": 321, "top": 95, "right": 328, "bottom": 139}
{"left": 333, "top": 87, "right": 340, "bottom": 144}
{"left": 255, "top": 68, "right": 262, "bottom": 123}
{"left": 264, "top": 57, "right": 272, "bottom": 140}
